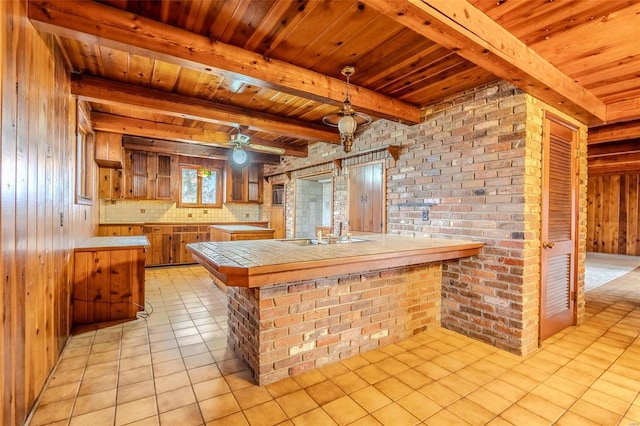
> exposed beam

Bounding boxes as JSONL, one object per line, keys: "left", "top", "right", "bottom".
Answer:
{"left": 72, "top": 75, "right": 338, "bottom": 143}
{"left": 589, "top": 120, "right": 640, "bottom": 144}
{"left": 362, "top": 0, "right": 607, "bottom": 125}
{"left": 122, "top": 136, "right": 281, "bottom": 165}
{"left": 91, "top": 112, "right": 308, "bottom": 158}
{"left": 28, "top": 0, "right": 421, "bottom": 124}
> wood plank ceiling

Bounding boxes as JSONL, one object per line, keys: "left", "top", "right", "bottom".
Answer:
{"left": 27, "top": 0, "right": 640, "bottom": 163}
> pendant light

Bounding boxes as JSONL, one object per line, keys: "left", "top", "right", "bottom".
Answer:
{"left": 322, "top": 66, "right": 371, "bottom": 153}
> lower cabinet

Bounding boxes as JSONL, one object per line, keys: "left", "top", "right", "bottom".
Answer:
{"left": 73, "top": 239, "right": 147, "bottom": 325}
{"left": 143, "top": 225, "right": 210, "bottom": 266}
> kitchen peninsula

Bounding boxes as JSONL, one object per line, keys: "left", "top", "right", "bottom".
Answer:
{"left": 188, "top": 234, "right": 482, "bottom": 384}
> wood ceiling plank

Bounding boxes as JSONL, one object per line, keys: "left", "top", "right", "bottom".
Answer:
{"left": 608, "top": 97, "right": 640, "bottom": 123}
{"left": 29, "top": 0, "right": 420, "bottom": 124}
{"left": 98, "top": 46, "right": 128, "bottom": 82}
{"left": 149, "top": 61, "right": 180, "bottom": 92}
{"left": 243, "top": 1, "right": 299, "bottom": 52}
{"left": 588, "top": 140, "right": 640, "bottom": 157}
{"left": 127, "top": 53, "right": 154, "bottom": 87}
{"left": 71, "top": 75, "right": 339, "bottom": 143}
{"left": 362, "top": 0, "right": 607, "bottom": 125}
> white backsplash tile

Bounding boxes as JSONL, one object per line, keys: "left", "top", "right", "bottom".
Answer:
{"left": 100, "top": 199, "right": 261, "bottom": 223}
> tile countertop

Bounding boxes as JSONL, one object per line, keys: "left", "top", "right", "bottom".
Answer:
{"left": 75, "top": 236, "right": 150, "bottom": 252}
{"left": 187, "top": 233, "right": 483, "bottom": 288}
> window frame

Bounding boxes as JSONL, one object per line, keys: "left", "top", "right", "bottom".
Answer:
{"left": 75, "top": 105, "right": 94, "bottom": 205}
{"left": 178, "top": 164, "right": 223, "bottom": 208}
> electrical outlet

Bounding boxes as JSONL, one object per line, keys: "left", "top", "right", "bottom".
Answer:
{"left": 422, "top": 210, "right": 429, "bottom": 221}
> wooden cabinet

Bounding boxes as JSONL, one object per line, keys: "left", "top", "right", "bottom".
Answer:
{"left": 143, "top": 225, "right": 210, "bottom": 266}
{"left": 97, "top": 224, "right": 144, "bottom": 236}
{"left": 95, "top": 131, "right": 124, "bottom": 169}
{"left": 73, "top": 237, "right": 148, "bottom": 325}
{"left": 124, "top": 150, "right": 176, "bottom": 200}
{"left": 226, "top": 164, "right": 263, "bottom": 203}
{"left": 98, "top": 167, "right": 124, "bottom": 199}
{"left": 210, "top": 225, "right": 275, "bottom": 241}
{"left": 348, "top": 162, "right": 385, "bottom": 233}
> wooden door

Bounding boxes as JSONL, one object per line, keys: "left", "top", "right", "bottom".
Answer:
{"left": 349, "top": 162, "right": 384, "bottom": 233}
{"left": 271, "top": 206, "right": 285, "bottom": 239}
{"left": 540, "top": 114, "right": 579, "bottom": 341}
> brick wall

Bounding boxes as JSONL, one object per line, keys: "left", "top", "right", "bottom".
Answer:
{"left": 228, "top": 263, "right": 442, "bottom": 385}
{"left": 263, "top": 80, "right": 588, "bottom": 356}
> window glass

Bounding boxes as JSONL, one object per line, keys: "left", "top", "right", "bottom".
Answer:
{"left": 181, "top": 168, "right": 198, "bottom": 204}
{"left": 201, "top": 171, "right": 218, "bottom": 204}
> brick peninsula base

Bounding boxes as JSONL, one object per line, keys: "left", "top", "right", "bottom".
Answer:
{"left": 187, "top": 234, "right": 482, "bottom": 384}
{"left": 227, "top": 263, "right": 441, "bottom": 385}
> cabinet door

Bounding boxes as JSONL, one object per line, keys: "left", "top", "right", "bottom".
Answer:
{"left": 98, "top": 167, "right": 123, "bottom": 199}
{"left": 126, "top": 150, "right": 149, "bottom": 198}
{"left": 156, "top": 154, "right": 174, "bottom": 199}
{"left": 228, "top": 166, "right": 245, "bottom": 202}
{"left": 248, "top": 166, "right": 262, "bottom": 202}
{"left": 226, "top": 165, "right": 263, "bottom": 203}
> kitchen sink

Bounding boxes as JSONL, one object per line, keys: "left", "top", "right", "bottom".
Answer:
{"left": 281, "top": 237, "right": 369, "bottom": 245}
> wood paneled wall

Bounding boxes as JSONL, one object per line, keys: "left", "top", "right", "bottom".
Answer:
{"left": 587, "top": 173, "right": 640, "bottom": 255}
{"left": 1, "top": 2, "right": 98, "bottom": 424}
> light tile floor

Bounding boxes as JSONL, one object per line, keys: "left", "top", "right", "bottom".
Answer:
{"left": 27, "top": 264, "right": 640, "bottom": 426}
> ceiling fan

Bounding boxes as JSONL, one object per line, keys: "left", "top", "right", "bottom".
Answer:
{"left": 227, "top": 127, "right": 285, "bottom": 166}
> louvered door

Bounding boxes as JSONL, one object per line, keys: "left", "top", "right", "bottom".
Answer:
{"left": 540, "top": 114, "right": 578, "bottom": 341}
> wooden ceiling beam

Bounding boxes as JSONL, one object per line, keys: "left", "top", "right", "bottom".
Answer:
{"left": 28, "top": 0, "right": 421, "bottom": 124}
{"left": 589, "top": 120, "right": 640, "bottom": 145}
{"left": 91, "top": 112, "right": 308, "bottom": 158}
{"left": 362, "top": 0, "right": 607, "bottom": 125}
{"left": 72, "top": 75, "right": 338, "bottom": 143}
{"left": 122, "top": 136, "right": 281, "bottom": 165}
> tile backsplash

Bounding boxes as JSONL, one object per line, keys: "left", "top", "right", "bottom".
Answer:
{"left": 100, "top": 199, "right": 261, "bottom": 223}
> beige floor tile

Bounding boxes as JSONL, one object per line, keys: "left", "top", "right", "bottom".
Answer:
{"left": 217, "top": 357, "right": 247, "bottom": 375}
{"left": 183, "top": 351, "right": 215, "bottom": 369}
{"left": 499, "top": 404, "right": 550, "bottom": 426}
{"left": 361, "top": 350, "right": 389, "bottom": 364}
{"left": 225, "top": 369, "right": 255, "bottom": 391}
{"left": 414, "top": 360, "right": 451, "bottom": 381}
{"left": 115, "top": 395, "right": 158, "bottom": 426}
{"left": 233, "top": 385, "right": 274, "bottom": 409}
{"left": 316, "top": 361, "right": 350, "bottom": 379}
{"left": 455, "top": 365, "right": 494, "bottom": 387}
{"left": 69, "top": 406, "right": 115, "bottom": 426}
{"left": 396, "top": 391, "right": 442, "bottom": 421}
{"left": 600, "top": 370, "right": 640, "bottom": 392}
{"left": 439, "top": 372, "right": 479, "bottom": 396}
{"left": 206, "top": 411, "right": 249, "bottom": 426}
{"left": 188, "top": 363, "right": 222, "bottom": 384}
{"left": 322, "top": 395, "right": 367, "bottom": 425}
{"left": 243, "top": 400, "right": 288, "bottom": 426}
{"left": 418, "top": 381, "right": 461, "bottom": 407}
{"left": 350, "top": 386, "right": 393, "bottom": 413}
{"left": 275, "top": 389, "right": 318, "bottom": 418}
{"left": 371, "top": 402, "right": 419, "bottom": 426}
{"left": 470, "top": 359, "right": 508, "bottom": 377}
{"left": 423, "top": 408, "right": 470, "bottom": 426}
{"left": 374, "top": 357, "right": 410, "bottom": 375}
{"left": 409, "top": 346, "right": 440, "bottom": 361}
{"left": 331, "top": 371, "right": 369, "bottom": 394}
{"left": 47, "top": 367, "right": 85, "bottom": 388}
{"left": 516, "top": 393, "right": 565, "bottom": 422}
{"left": 29, "top": 399, "right": 75, "bottom": 426}
{"left": 581, "top": 387, "right": 631, "bottom": 414}
{"left": 38, "top": 381, "right": 80, "bottom": 405}
{"left": 193, "top": 377, "right": 231, "bottom": 401}
{"left": 466, "top": 387, "right": 511, "bottom": 415}
{"left": 497, "top": 370, "right": 539, "bottom": 392}
{"left": 265, "top": 377, "right": 302, "bottom": 398}
{"left": 568, "top": 399, "right": 622, "bottom": 426}
{"left": 78, "top": 373, "right": 118, "bottom": 396}
{"left": 373, "top": 377, "right": 413, "bottom": 401}
{"left": 120, "top": 353, "right": 152, "bottom": 372}
{"left": 119, "top": 365, "right": 154, "bottom": 387}
{"left": 393, "top": 368, "right": 432, "bottom": 390}
{"left": 117, "top": 379, "right": 156, "bottom": 405}
{"left": 590, "top": 377, "right": 638, "bottom": 402}
{"left": 152, "top": 347, "right": 182, "bottom": 364}
{"left": 156, "top": 385, "right": 197, "bottom": 413}
{"left": 72, "top": 388, "right": 116, "bottom": 416}
{"left": 555, "top": 410, "right": 603, "bottom": 426}
{"left": 340, "top": 355, "right": 371, "bottom": 371}
{"left": 154, "top": 370, "right": 191, "bottom": 394}
{"left": 199, "top": 392, "right": 241, "bottom": 422}
{"left": 160, "top": 403, "right": 204, "bottom": 426}
{"left": 304, "top": 379, "right": 346, "bottom": 405}
{"left": 290, "top": 407, "right": 337, "bottom": 426}
{"left": 447, "top": 398, "right": 495, "bottom": 425}
{"left": 431, "top": 354, "right": 467, "bottom": 373}
{"left": 481, "top": 379, "right": 526, "bottom": 403}
{"left": 393, "top": 351, "right": 425, "bottom": 368}
{"left": 347, "top": 414, "right": 383, "bottom": 426}
{"left": 153, "top": 358, "right": 186, "bottom": 377}
{"left": 542, "top": 373, "right": 588, "bottom": 398}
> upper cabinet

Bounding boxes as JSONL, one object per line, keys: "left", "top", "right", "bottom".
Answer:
{"left": 226, "top": 164, "right": 263, "bottom": 204}
{"left": 94, "top": 131, "right": 124, "bottom": 169}
{"left": 124, "top": 150, "right": 177, "bottom": 200}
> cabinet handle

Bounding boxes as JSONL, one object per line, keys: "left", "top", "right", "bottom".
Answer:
{"left": 543, "top": 242, "right": 555, "bottom": 249}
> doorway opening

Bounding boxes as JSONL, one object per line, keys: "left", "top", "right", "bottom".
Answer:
{"left": 294, "top": 173, "right": 333, "bottom": 238}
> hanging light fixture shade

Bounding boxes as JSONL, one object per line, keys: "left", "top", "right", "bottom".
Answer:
{"left": 322, "top": 66, "right": 371, "bottom": 153}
